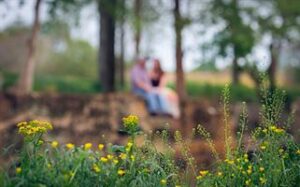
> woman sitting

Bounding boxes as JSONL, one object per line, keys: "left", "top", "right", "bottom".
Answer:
{"left": 149, "top": 59, "right": 180, "bottom": 119}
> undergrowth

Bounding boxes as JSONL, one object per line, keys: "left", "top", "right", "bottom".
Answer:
{"left": 1, "top": 83, "right": 300, "bottom": 187}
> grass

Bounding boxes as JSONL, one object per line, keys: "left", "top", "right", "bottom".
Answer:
{"left": 33, "top": 75, "right": 101, "bottom": 93}
{"left": 1, "top": 85, "right": 300, "bottom": 186}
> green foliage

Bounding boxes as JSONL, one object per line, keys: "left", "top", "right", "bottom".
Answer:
{"left": 0, "top": 70, "right": 18, "bottom": 90}
{"left": 196, "top": 86, "right": 300, "bottom": 187}
{"left": 193, "top": 62, "right": 219, "bottom": 72}
{"left": 38, "top": 39, "right": 97, "bottom": 79}
{"left": 178, "top": 82, "right": 257, "bottom": 102}
{"left": 34, "top": 75, "right": 100, "bottom": 93}
{"left": 204, "top": 0, "right": 255, "bottom": 58}
{"left": 2, "top": 117, "right": 179, "bottom": 187}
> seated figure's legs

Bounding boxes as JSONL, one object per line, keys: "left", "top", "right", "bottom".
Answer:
{"left": 133, "top": 88, "right": 160, "bottom": 114}
{"left": 157, "top": 94, "right": 171, "bottom": 115}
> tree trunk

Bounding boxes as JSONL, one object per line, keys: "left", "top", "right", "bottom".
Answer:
{"left": 134, "top": 0, "right": 142, "bottom": 58}
{"left": 173, "top": 0, "right": 187, "bottom": 130}
{"left": 119, "top": 0, "right": 125, "bottom": 89}
{"left": 98, "top": 0, "right": 116, "bottom": 93}
{"left": 268, "top": 42, "right": 278, "bottom": 91}
{"left": 17, "top": 0, "right": 41, "bottom": 94}
{"left": 232, "top": 56, "right": 239, "bottom": 85}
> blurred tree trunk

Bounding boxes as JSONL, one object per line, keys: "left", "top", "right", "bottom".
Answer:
{"left": 17, "top": 0, "right": 41, "bottom": 93}
{"left": 232, "top": 56, "right": 239, "bottom": 85}
{"left": 268, "top": 41, "right": 279, "bottom": 91}
{"left": 134, "top": 0, "right": 142, "bottom": 58}
{"left": 119, "top": 0, "right": 125, "bottom": 89}
{"left": 173, "top": 0, "right": 187, "bottom": 129}
{"left": 98, "top": 0, "right": 116, "bottom": 92}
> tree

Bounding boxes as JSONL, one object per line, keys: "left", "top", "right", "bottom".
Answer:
{"left": 16, "top": 0, "right": 42, "bottom": 93}
{"left": 98, "top": 0, "right": 116, "bottom": 92}
{"left": 133, "top": 0, "right": 142, "bottom": 58}
{"left": 173, "top": 0, "right": 188, "bottom": 127}
{"left": 205, "top": 0, "right": 255, "bottom": 85}
{"left": 47, "top": 0, "right": 117, "bottom": 92}
{"left": 251, "top": 0, "right": 300, "bottom": 90}
{"left": 117, "top": 0, "right": 126, "bottom": 89}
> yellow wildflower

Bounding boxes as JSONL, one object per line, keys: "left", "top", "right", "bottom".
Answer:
{"left": 225, "top": 159, "right": 234, "bottom": 165}
{"left": 47, "top": 163, "right": 52, "bottom": 169}
{"left": 66, "top": 143, "right": 75, "bottom": 150}
{"left": 84, "top": 143, "right": 92, "bottom": 150}
{"left": 127, "top": 142, "right": 133, "bottom": 148}
{"left": 270, "top": 126, "right": 277, "bottom": 131}
{"left": 113, "top": 159, "right": 119, "bottom": 164}
{"left": 107, "top": 154, "right": 113, "bottom": 160}
{"left": 16, "top": 167, "right": 22, "bottom": 174}
{"left": 245, "top": 179, "right": 251, "bottom": 186}
{"left": 119, "top": 153, "right": 127, "bottom": 160}
{"left": 122, "top": 115, "right": 139, "bottom": 129}
{"left": 98, "top": 144, "right": 104, "bottom": 151}
{"left": 259, "top": 167, "right": 265, "bottom": 172}
{"left": 51, "top": 141, "right": 59, "bottom": 148}
{"left": 130, "top": 155, "right": 135, "bottom": 161}
{"left": 196, "top": 176, "right": 202, "bottom": 180}
{"left": 37, "top": 140, "right": 44, "bottom": 145}
{"left": 217, "top": 172, "right": 223, "bottom": 176}
{"left": 260, "top": 177, "right": 267, "bottom": 184}
{"left": 247, "top": 169, "right": 252, "bottom": 174}
{"left": 93, "top": 164, "right": 101, "bottom": 173}
{"left": 17, "top": 120, "right": 52, "bottom": 137}
{"left": 275, "top": 128, "right": 284, "bottom": 133}
{"left": 160, "top": 179, "right": 167, "bottom": 185}
{"left": 118, "top": 169, "right": 125, "bottom": 176}
{"left": 100, "top": 157, "right": 108, "bottom": 163}
{"left": 296, "top": 149, "right": 300, "bottom": 155}
{"left": 260, "top": 145, "right": 266, "bottom": 150}
{"left": 199, "top": 170, "right": 209, "bottom": 176}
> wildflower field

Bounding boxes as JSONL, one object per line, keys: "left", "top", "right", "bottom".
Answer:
{"left": 1, "top": 85, "right": 300, "bottom": 187}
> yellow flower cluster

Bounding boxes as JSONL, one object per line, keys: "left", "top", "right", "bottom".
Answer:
{"left": 92, "top": 164, "right": 101, "bottom": 173}
{"left": 118, "top": 169, "right": 125, "bottom": 176}
{"left": 16, "top": 167, "right": 22, "bottom": 174}
{"left": 160, "top": 179, "right": 167, "bottom": 185}
{"left": 122, "top": 115, "right": 139, "bottom": 129}
{"left": 119, "top": 153, "right": 127, "bottom": 160}
{"left": 262, "top": 125, "right": 285, "bottom": 134}
{"left": 66, "top": 143, "right": 75, "bottom": 150}
{"left": 98, "top": 144, "right": 104, "bottom": 151}
{"left": 84, "top": 143, "right": 92, "bottom": 150}
{"left": 51, "top": 141, "right": 59, "bottom": 148}
{"left": 17, "top": 120, "right": 53, "bottom": 137}
{"left": 126, "top": 142, "right": 133, "bottom": 152}
{"left": 260, "top": 141, "right": 269, "bottom": 150}
{"left": 197, "top": 170, "right": 209, "bottom": 180}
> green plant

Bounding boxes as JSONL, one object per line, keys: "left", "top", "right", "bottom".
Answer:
{"left": 196, "top": 84, "right": 300, "bottom": 187}
{"left": 2, "top": 85, "right": 300, "bottom": 187}
{"left": 2, "top": 116, "right": 180, "bottom": 187}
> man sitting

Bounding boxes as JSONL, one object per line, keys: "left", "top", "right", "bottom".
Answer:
{"left": 130, "top": 58, "right": 169, "bottom": 116}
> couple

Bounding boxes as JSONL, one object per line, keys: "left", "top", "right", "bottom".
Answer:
{"left": 131, "top": 58, "right": 179, "bottom": 118}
